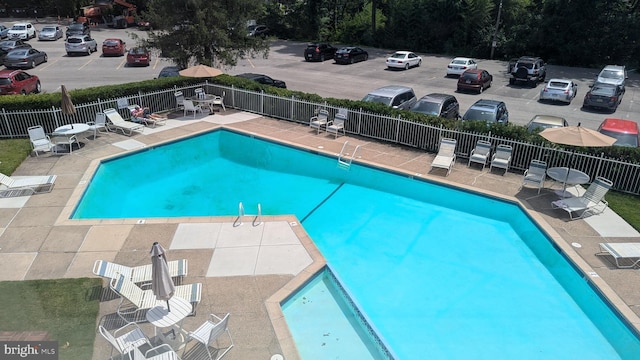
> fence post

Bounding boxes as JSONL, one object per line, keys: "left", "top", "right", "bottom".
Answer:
{"left": 290, "top": 96, "right": 295, "bottom": 121}
{"left": 52, "top": 106, "right": 60, "bottom": 130}
{"left": 260, "top": 90, "right": 264, "bottom": 115}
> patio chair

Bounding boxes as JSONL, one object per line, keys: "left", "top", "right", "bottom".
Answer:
{"left": 212, "top": 91, "right": 226, "bottom": 112}
{"left": 110, "top": 274, "right": 202, "bottom": 322}
{"left": 430, "top": 138, "right": 457, "bottom": 176}
{"left": 104, "top": 108, "right": 145, "bottom": 136}
{"left": 597, "top": 243, "right": 640, "bottom": 269}
{"left": 489, "top": 144, "right": 513, "bottom": 175}
{"left": 27, "top": 125, "right": 52, "bottom": 156}
{"left": 175, "top": 91, "right": 185, "bottom": 110}
{"left": 126, "top": 343, "right": 182, "bottom": 360}
{"left": 194, "top": 88, "right": 204, "bottom": 99}
{"left": 310, "top": 109, "right": 329, "bottom": 134}
{"left": 326, "top": 112, "right": 346, "bottom": 139}
{"left": 127, "top": 105, "right": 167, "bottom": 128}
{"left": 187, "top": 313, "right": 233, "bottom": 360}
{"left": 468, "top": 140, "right": 492, "bottom": 170}
{"left": 551, "top": 176, "right": 613, "bottom": 220}
{"left": 183, "top": 99, "right": 205, "bottom": 118}
{"left": 0, "top": 172, "right": 56, "bottom": 196}
{"left": 86, "top": 112, "right": 109, "bottom": 139}
{"left": 99, "top": 322, "right": 153, "bottom": 357}
{"left": 51, "top": 134, "right": 79, "bottom": 154}
{"left": 520, "top": 159, "right": 547, "bottom": 194}
{"left": 93, "top": 259, "right": 188, "bottom": 284}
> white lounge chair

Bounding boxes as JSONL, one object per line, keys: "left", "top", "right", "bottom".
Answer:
{"left": 99, "top": 322, "right": 153, "bottom": 357}
{"left": 431, "top": 138, "right": 457, "bottom": 176}
{"left": 104, "top": 108, "right": 145, "bottom": 136}
{"left": 551, "top": 176, "right": 613, "bottom": 220}
{"left": 86, "top": 112, "right": 109, "bottom": 139}
{"left": 110, "top": 274, "right": 202, "bottom": 322}
{"left": 597, "top": 243, "right": 640, "bottom": 269}
{"left": 0, "top": 172, "right": 57, "bottom": 197}
{"left": 93, "top": 259, "right": 188, "bottom": 284}
{"left": 187, "top": 313, "right": 233, "bottom": 360}
{"left": 310, "top": 109, "right": 329, "bottom": 134}
{"left": 490, "top": 144, "right": 512, "bottom": 175}
{"left": 326, "top": 112, "right": 346, "bottom": 139}
{"left": 127, "top": 105, "right": 167, "bottom": 128}
{"left": 468, "top": 139, "right": 491, "bottom": 169}
{"left": 27, "top": 125, "right": 52, "bottom": 156}
{"left": 183, "top": 99, "right": 204, "bottom": 118}
{"left": 521, "top": 159, "right": 547, "bottom": 194}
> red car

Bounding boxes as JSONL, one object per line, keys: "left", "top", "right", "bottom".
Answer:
{"left": 457, "top": 69, "right": 493, "bottom": 94}
{"left": 0, "top": 69, "right": 40, "bottom": 95}
{"left": 598, "top": 118, "right": 640, "bottom": 147}
{"left": 102, "top": 38, "right": 126, "bottom": 57}
{"left": 126, "top": 47, "right": 151, "bottom": 66}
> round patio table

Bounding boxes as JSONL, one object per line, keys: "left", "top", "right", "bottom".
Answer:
{"left": 547, "top": 167, "right": 590, "bottom": 198}
{"left": 146, "top": 297, "right": 192, "bottom": 351}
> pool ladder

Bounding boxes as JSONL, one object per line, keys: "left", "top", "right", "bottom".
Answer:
{"left": 338, "top": 141, "right": 361, "bottom": 169}
{"left": 235, "top": 202, "right": 263, "bottom": 227}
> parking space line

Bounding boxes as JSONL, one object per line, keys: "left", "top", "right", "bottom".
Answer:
{"left": 117, "top": 59, "right": 126, "bottom": 69}
{"left": 38, "top": 59, "right": 60, "bottom": 71}
{"left": 153, "top": 58, "right": 160, "bottom": 69}
{"left": 247, "top": 58, "right": 255, "bottom": 68}
{"left": 79, "top": 59, "right": 94, "bottom": 69}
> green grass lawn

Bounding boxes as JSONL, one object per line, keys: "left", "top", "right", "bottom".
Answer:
{"left": 0, "top": 278, "right": 102, "bottom": 359}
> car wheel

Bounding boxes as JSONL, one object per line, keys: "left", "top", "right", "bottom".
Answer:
{"left": 364, "top": 54, "right": 368, "bottom": 61}
{"left": 43, "top": 54, "right": 48, "bottom": 63}
{"left": 20, "top": 89, "right": 26, "bottom": 95}
{"left": 34, "top": 81, "right": 41, "bottom": 94}
{"left": 320, "top": 54, "right": 325, "bottom": 62}
{"left": 488, "top": 80, "right": 492, "bottom": 89}
{"left": 479, "top": 85, "right": 483, "bottom": 94}
{"left": 350, "top": 57, "right": 354, "bottom": 64}
{"left": 417, "top": 60, "right": 421, "bottom": 67}
{"left": 404, "top": 63, "right": 409, "bottom": 70}
{"left": 509, "top": 78, "right": 515, "bottom": 85}
{"left": 29, "top": 60, "right": 34, "bottom": 68}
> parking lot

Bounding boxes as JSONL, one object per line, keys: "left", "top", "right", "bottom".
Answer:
{"left": 3, "top": 18, "right": 639, "bottom": 131}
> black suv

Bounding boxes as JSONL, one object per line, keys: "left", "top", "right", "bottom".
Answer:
{"left": 509, "top": 56, "right": 546, "bottom": 87}
{"left": 304, "top": 43, "right": 337, "bottom": 62}
{"left": 66, "top": 22, "right": 90, "bottom": 38}
{"left": 236, "top": 73, "right": 287, "bottom": 88}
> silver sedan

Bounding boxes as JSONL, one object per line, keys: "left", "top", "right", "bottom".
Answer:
{"left": 539, "top": 79, "right": 578, "bottom": 104}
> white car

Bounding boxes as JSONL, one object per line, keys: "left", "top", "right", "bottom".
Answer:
{"left": 386, "top": 51, "right": 422, "bottom": 70}
{"left": 539, "top": 79, "right": 578, "bottom": 104}
{"left": 8, "top": 23, "right": 36, "bottom": 40}
{"left": 446, "top": 57, "right": 477, "bottom": 76}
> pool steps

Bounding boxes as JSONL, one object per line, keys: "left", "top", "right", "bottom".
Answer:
{"left": 338, "top": 141, "right": 361, "bottom": 169}
{"left": 234, "top": 201, "right": 263, "bottom": 227}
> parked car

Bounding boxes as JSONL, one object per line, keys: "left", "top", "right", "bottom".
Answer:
{"left": 539, "top": 79, "right": 578, "bottom": 104}
{"left": 362, "top": 85, "right": 417, "bottom": 110}
{"left": 304, "top": 43, "right": 337, "bottom": 62}
{"left": 3, "top": 48, "right": 47, "bottom": 69}
{"left": 386, "top": 51, "right": 422, "bottom": 70}
{"left": 457, "top": 69, "right": 493, "bottom": 94}
{"left": 235, "top": 73, "right": 286, "bottom": 88}
{"left": 157, "top": 66, "right": 181, "bottom": 78}
{"left": 582, "top": 82, "right": 624, "bottom": 112}
{"left": 410, "top": 93, "right": 459, "bottom": 120}
{"left": 37, "top": 25, "right": 63, "bottom": 41}
{"left": 334, "top": 47, "right": 368, "bottom": 64}
{"left": 247, "top": 24, "right": 269, "bottom": 37}
{"left": 509, "top": 56, "right": 546, "bottom": 87}
{"left": 65, "top": 35, "right": 97, "bottom": 56}
{"left": 446, "top": 57, "right": 477, "bottom": 77}
{"left": 7, "top": 23, "right": 36, "bottom": 40}
{"left": 66, "top": 22, "right": 90, "bottom": 38}
{"left": 102, "top": 38, "right": 126, "bottom": 56}
{"left": 526, "top": 115, "right": 568, "bottom": 132}
{"left": 596, "top": 65, "right": 627, "bottom": 91}
{"left": 126, "top": 47, "right": 151, "bottom": 66}
{"left": 0, "top": 69, "right": 40, "bottom": 95}
{"left": 0, "top": 25, "right": 9, "bottom": 39}
{"left": 597, "top": 118, "right": 639, "bottom": 147}
{"left": 462, "top": 99, "right": 509, "bottom": 124}
{"left": 0, "top": 39, "right": 31, "bottom": 52}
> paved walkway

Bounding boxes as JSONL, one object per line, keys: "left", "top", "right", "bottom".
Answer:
{"left": 0, "top": 110, "right": 639, "bottom": 360}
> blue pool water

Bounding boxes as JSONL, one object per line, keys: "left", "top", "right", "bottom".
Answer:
{"left": 74, "top": 130, "right": 640, "bottom": 359}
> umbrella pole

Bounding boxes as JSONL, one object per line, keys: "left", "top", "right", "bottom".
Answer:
{"left": 560, "top": 150, "right": 575, "bottom": 197}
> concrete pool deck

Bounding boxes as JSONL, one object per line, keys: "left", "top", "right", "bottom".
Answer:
{"left": 0, "top": 110, "right": 639, "bottom": 359}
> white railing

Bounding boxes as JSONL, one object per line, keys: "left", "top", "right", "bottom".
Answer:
{"left": 1, "top": 82, "right": 639, "bottom": 195}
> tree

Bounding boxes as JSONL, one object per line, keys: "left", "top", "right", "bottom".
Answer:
{"left": 140, "top": 0, "right": 269, "bottom": 69}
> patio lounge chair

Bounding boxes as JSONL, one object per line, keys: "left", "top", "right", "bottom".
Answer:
{"left": 86, "top": 112, "right": 109, "bottom": 139}
{"left": 326, "top": 112, "right": 346, "bottom": 139}
{"left": 99, "top": 322, "right": 153, "bottom": 357}
{"left": 597, "top": 243, "right": 640, "bottom": 269}
{"left": 430, "top": 138, "right": 457, "bottom": 176}
{"left": 93, "top": 259, "right": 188, "bottom": 284}
{"left": 187, "top": 313, "right": 233, "bottom": 360}
{"left": 490, "top": 144, "right": 513, "bottom": 175}
{"left": 521, "top": 159, "right": 547, "bottom": 194}
{"left": 110, "top": 274, "right": 202, "bottom": 322}
{"left": 310, "top": 109, "right": 329, "bottom": 134}
{"left": 468, "top": 140, "right": 491, "bottom": 169}
{"left": 27, "top": 125, "right": 53, "bottom": 156}
{"left": 104, "top": 108, "right": 145, "bottom": 136}
{"left": 127, "top": 105, "right": 167, "bottom": 128}
{"left": 0, "top": 172, "right": 57, "bottom": 197}
{"left": 551, "top": 176, "right": 613, "bottom": 220}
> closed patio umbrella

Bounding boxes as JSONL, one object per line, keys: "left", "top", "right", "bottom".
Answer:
{"left": 61, "top": 85, "right": 76, "bottom": 115}
{"left": 150, "top": 242, "right": 175, "bottom": 311}
{"left": 179, "top": 64, "right": 223, "bottom": 78}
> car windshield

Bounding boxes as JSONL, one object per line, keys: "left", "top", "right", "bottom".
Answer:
{"left": 9, "top": 50, "right": 27, "bottom": 56}
{"left": 411, "top": 101, "right": 440, "bottom": 115}
{"left": 42, "top": 27, "right": 56, "bottom": 32}
{"left": 599, "top": 129, "right": 638, "bottom": 147}
{"left": 130, "top": 48, "right": 147, "bottom": 54}
{"left": 67, "top": 38, "right": 82, "bottom": 44}
{"left": 464, "top": 108, "right": 496, "bottom": 122}
{"left": 460, "top": 72, "right": 478, "bottom": 81}
{"left": 549, "top": 81, "right": 569, "bottom": 88}
{"left": 390, "top": 53, "right": 406, "bottom": 59}
{"left": 591, "top": 85, "right": 616, "bottom": 96}
{"left": 362, "top": 94, "right": 392, "bottom": 106}
{"left": 69, "top": 24, "right": 84, "bottom": 30}
{"left": 451, "top": 59, "right": 466, "bottom": 65}
{"left": 11, "top": 25, "right": 26, "bottom": 30}
{"left": 600, "top": 70, "right": 624, "bottom": 80}
{"left": 517, "top": 62, "right": 534, "bottom": 69}
{"left": 0, "top": 78, "right": 11, "bottom": 85}
{"left": 104, "top": 40, "right": 120, "bottom": 46}
{"left": 528, "top": 121, "right": 561, "bottom": 132}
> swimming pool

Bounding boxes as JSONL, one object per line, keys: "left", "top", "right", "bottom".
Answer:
{"left": 74, "top": 129, "right": 640, "bottom": 359}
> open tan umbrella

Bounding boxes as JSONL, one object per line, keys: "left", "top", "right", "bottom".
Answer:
{"left": 179, "top": 64, "right": 223, "bottom": 78}
{"left": 540, "top": 123, "right": 616, "bottom": 197}
{"left": 150, "top": 242, "right": 175, "bottom": 311}
{"left": 61, "top": 85, "right": 76, "bottom": 115}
